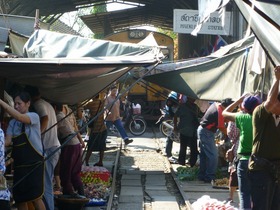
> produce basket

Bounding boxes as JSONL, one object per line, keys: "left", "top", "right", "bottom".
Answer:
{"left": 80, "top": 166, "right": 111, "bottom": 206}
{"left": 211, "top": 177, "right": 229, "bottom": 189}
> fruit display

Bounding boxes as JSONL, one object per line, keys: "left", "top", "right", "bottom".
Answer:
{"left": 80, "top": 165, "right": 111, "bottom": 185}
{"left": 84, "top": 183, "right": 110, "bottom": 200}
{"left": 80, "top": 165, "right": 112, "bottom": 206}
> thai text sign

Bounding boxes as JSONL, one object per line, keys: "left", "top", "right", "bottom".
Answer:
{"left": 173, "top": 9, "right": 231, "bottom": 35}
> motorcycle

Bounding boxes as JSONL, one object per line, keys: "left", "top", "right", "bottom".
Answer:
{"left": 156, "top": 107, "right": 174, "bottom": 137}
{"left": 122, "top": 101, "right": 147, "bottom": 136}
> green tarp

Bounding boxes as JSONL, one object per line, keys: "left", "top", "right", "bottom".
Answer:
{"left": 0, "top": 29, "right": 163, "bottom": 104}
{"left": 144, "top": 35, "right": 274, "bottom": 101}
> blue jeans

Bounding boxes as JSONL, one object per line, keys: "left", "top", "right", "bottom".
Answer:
{"left": 165, "top": 136, "right": 173, "bottom": 157}
{"left": 197, "top": 125, "right": 217, "bottom": 181}
{"left": 237, "top": 159, "right": 252, "bottom": 210}
{"left": 44, "top": 146, "right": 60, "bottom": 210}
{"left": 249, "top": 170, "right": 280, "bottom": 210}
{"left": 106, "top": 119, "right": 129, "bottom": 141}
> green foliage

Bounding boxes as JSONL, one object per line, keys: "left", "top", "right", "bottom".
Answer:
{"left": 176, "top": 166, "right": 228, "bottom": 181}
{"left": 91, "top": 3, "right": 107, "bottom": 13}
{"left": 94, "top": 33, "right": 104, "bottom": 39}
{"left": 91, "top": 3, "right": 107, "bottom": 39}
{"left": 176, "top": 166, "right": 199, "bottom": 181}
{"left": 157, "top": 28, "right": 177, "bottom": 40}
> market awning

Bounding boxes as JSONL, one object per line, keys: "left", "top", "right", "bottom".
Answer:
{"left": 0, "top": 30, "right": 163, "bottom": 104}
{"left": 234, "top": 0, "right": 280, "bottom": 66}
{"left": 144, "top": 35, "right": 274, "bottom": 101}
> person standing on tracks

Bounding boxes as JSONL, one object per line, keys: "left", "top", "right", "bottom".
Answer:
{"left": 104, "top": 86, "right": 133, "bottom": 145}
{"left": 197, "top": 98, "right": 233, "bottom": 183}
{"left": 174, "top": 96, "right": 202, "bottom": 167}
{"left": 84, "top": 94, "right": 108, "bottom": 166}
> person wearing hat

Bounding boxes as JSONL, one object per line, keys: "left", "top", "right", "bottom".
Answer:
{"left": 248, "top": 66, "right": 280, "bottom": 210}
{"left": 222, "top": 93, "right": 261, "bottom": 210}
{"left": 174, "top": 96, "right": 202, "bottom": 167}
{"left": 164, "top": 91, "right": 179, "bottom": 162}
{"left": 197, "top": 98, "right": 233, "bottom": 183}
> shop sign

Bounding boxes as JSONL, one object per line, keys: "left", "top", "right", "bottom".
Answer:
{"left": 173, "top": 9, "right": 231, "bottom": 35}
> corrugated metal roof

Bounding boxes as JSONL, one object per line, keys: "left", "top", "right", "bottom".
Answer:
{"left": 1, "top": 0, "right": 196, "bottom": 34}
{"left": 50, "top": 20, "right": 82, "bottom": 36}
{"left": 80, "top": 0, "right": 196, "bottom": 34}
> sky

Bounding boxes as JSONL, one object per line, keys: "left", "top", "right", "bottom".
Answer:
{"left": 107, "top": 2, "right": 135, "bottom": 11}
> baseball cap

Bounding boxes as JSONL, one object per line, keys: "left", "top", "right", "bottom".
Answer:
{"left": 242, "top": 95, "right": 261, "bottom": 114}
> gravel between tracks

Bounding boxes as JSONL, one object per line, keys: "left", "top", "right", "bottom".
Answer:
{"left": 118, "top": 149, "right": 187, "bottom": 210}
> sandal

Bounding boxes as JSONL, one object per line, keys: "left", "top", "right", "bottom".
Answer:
{"left": 94, "top": 162, "right": 103, "bottom": 167}
{"left": 53, "top": 186, "right": 62, "bottom": 195}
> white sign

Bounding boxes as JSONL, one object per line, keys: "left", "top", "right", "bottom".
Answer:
{"left": 173, "top": 9, "right": 231, "bottom": 35}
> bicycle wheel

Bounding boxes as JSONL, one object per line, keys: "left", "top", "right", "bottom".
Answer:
{"left": 129, "top": 117, "right": 147, "bottom": 136}
{"left": 160, "top": 119, "right": 174, "bottom": 137}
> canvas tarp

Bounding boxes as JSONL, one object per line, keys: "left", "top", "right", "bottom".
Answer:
{"left": 144, "top": 1, "right": 280, "bottom": 101}
{"left": 9, "top": 30, "right": 29, "bottom": 56}
{"left": 234, "top": 0, "right": 280, "bottom": 66}
{"left": 0, "top": 30, "right": 163, "bottom": 104}
{"left": 0, "top": 27, "right": 9, "bottom": 51}
{"left": 144, "top": 35, "right": 274, "bottom": 101}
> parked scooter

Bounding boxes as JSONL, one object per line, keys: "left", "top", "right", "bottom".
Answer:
{"left": 156, "top": 107, "right": 174, "bottom": 137}
{"left": 122, "top": 101, "right": 147, "bottom": 136}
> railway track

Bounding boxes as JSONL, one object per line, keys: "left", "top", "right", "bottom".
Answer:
{"left": 99, "top": 126, "right": 191, "bottom": 210}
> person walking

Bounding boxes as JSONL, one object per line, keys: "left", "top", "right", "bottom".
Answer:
{"left": 104, "top": 86, "right": 133, "bottom": 145}
{"left": 248, "top": 66, "right": 280, "bottom": 210}
{"left": 197, "top": 98, "right": 233, "bottom": 183}
{"left": 0, "top": 91, "right": 45, "bottom": 210}
{"left": 24, "top": 86, "right": 60, "bottom": 210}
{"left": 223, "top": 94, "right": 261, "bottom": 210}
